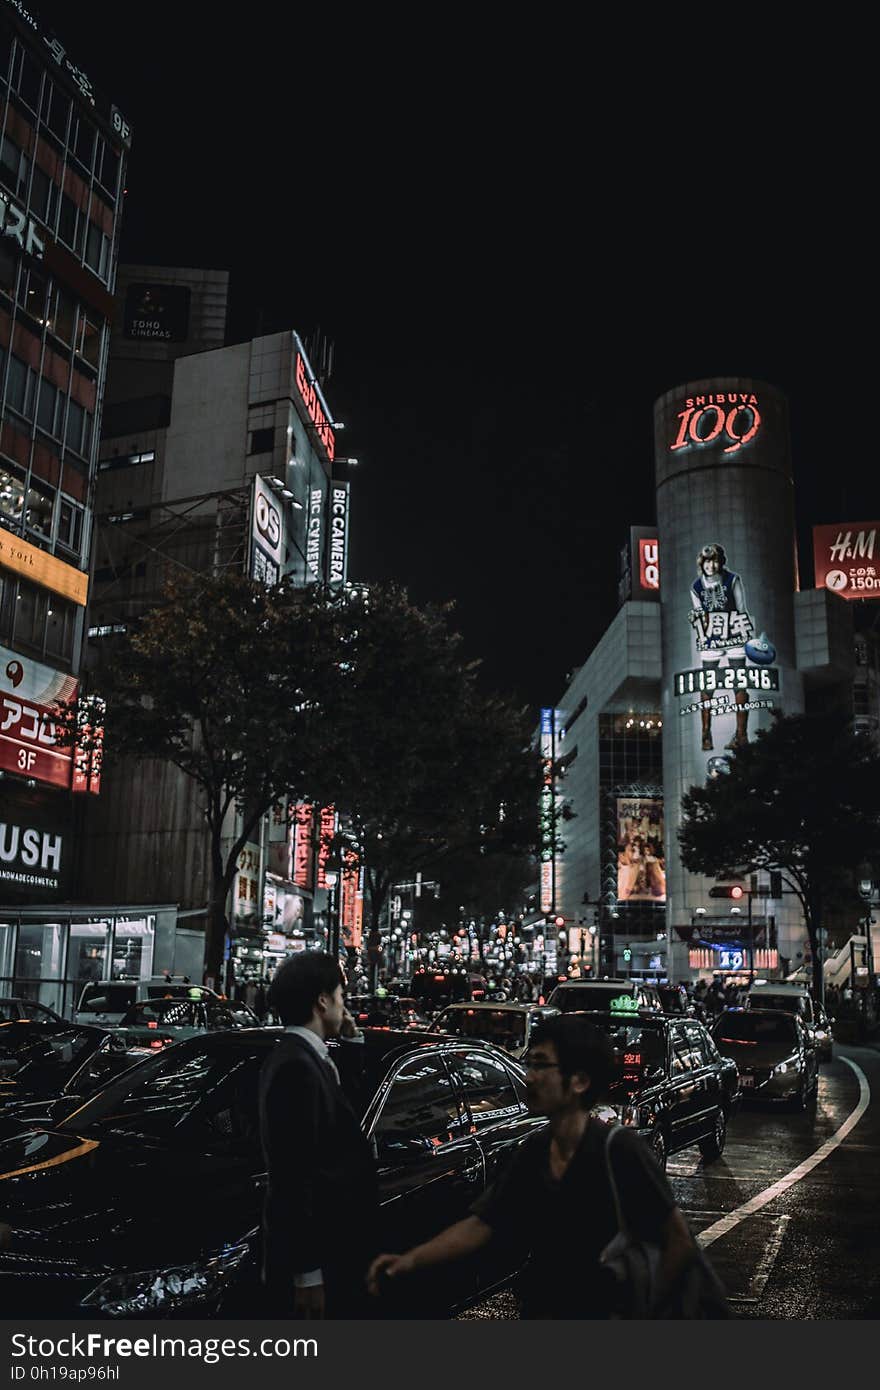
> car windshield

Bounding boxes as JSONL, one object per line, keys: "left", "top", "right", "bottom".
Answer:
{"left": 658, "top": 988, "right": 685, "bottom": 1013}
{"left": 587, "top": 1019, "right": 667, "bottom": 1095}
{"left": 0, "top": 1024, "right": 103, "bottom": 1090}
{"left": 715, "top": 1013, "right": 796, "bottom": 1044}
{"left": 120, "top": 1000, "right": 200, "bottom": 1027}
{"left": 749, "top": 994, "right": 800, "bottom": 1014}
{"left": 434, "top": 1009, "right": 527, "bottom": 1050}
{"left": 77, "top": 985, "right": 136, "bottom": 1014}
{"left": 550, "top": 985, "right": 634, "bottom": 1012}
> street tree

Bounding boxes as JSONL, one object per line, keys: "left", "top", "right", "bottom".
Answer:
{"left": 678, "top": 709, "right": 880, "bottom": 998}
{"left": 322, "top": 589, "right": 548, "bottom": 974}
{"left": 65, "top": 572, "right": 350, "bottom": 985}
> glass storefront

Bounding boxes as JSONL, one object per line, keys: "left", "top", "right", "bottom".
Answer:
{"left": 0, "top": 910, "right": 156, "bottom": 1017}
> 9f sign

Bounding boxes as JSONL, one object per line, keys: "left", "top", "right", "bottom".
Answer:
{"left": 670, "top": 393, "right": 761, "bottom": 456}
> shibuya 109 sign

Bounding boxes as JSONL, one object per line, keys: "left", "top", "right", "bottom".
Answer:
{"left": 813, "top": 522, "right": 880, "bottom": 600}
{"left": 669, "top": 391, "right": 761, "bottom": 456}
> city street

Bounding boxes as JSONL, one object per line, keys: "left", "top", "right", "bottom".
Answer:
{"left": 460, "top": 1042, "right": 880, "bottom": 1320}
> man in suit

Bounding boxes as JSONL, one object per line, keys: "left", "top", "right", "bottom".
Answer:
{"left": 259, "top": 952, "right": 378, "bottom": 1319}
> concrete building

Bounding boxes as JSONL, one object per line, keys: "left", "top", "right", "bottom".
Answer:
{"left": 1, "top": 2, "right": 131, "bottom": 1013}
{"left": 78, "top": 293, "right": 353, "bottom": 988}
{"left": 541, "top": 378, "right": 877, "bottom": 986}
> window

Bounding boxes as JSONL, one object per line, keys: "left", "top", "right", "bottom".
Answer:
{"left": 29, "top": 164, "right": 58, "bottom": 227}
{"left": 45, "top": 595, "right": 76, "bottom": 661}
{"left": 448, "top": 1048, "right": 524, "bottom": 1128}
{"left": 670, "top": 1025, "right": 693, "bottom": 1075}
{"left": 43, "top": 81, "right": 71, "bottom": 142}
{"left": 249, "top": 427, "right": 275, "bottom": 455}
{"left": 77, "top": 315, "right": 100, "bottom": 367}
{"left": 6, "top": 353, "right": 33, "bottom": 417}
{"left": 84, "top": 220, "right": 104, "bottom": 275}
{"left": 12, "top": 579, "right": 49, "bottom": 654}
{"left": 373, "top": 1053, "right": 463, "bottom": 1156}
{"left": 0, "top": 462, "right": 25, "bottom": 525}
{"left": 0, "top": 133, "right": 28, "bottom": 200}
{"left": 57, "top": 496, "right": 84, "bottom": 554}
{"left": 48, "top": 285, "right": 77, "bottom": 343}
{"left": 65, "top": 398, "right": 85, "bottom": 453}
{"left": 98, "top": 450, "right": 155, "bottom": 472}
{"left": 96, "top": 140, "right": 120, "bottom": 202}
{"left": 20, "top": 265, "right": 49, "bottom": 324}
{"left": 57, "top": 193, "right": 82, "bottom": 253}
{"left": 15, "top": 47, "right": 42, "bottom": 110}
{"left": 24, "top": 479, "right": 53, "bottom": 537}
{"left": 72, "top": 116, "right": 95, "bottom": 171}
{"left": 0, "top": 243, "right": 17, "bottom": 296}
{"left": 36, "top": 376, "right": 59, "bottom": 435}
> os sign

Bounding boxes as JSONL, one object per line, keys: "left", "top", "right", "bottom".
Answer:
{"left": 670, "top": 392, "right": 761, "bottom": 456}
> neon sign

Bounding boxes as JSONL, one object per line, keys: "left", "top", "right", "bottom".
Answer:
{"left": 610, "top": 995, "right": 640, "bottom": 1014}
{"left": 295, "top": 353, "right": 335, "bottom": 463}
{"left": 670, "top": 393, "right": 761, "bottom": 456}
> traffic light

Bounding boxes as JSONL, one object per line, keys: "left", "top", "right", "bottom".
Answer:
{"left": 553, "top": 915, "right": 566, "bottom": 928}
{"left": 709, "top": 884, "right": 744, "bottom": 899}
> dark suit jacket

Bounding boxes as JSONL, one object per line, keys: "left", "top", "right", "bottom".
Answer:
{"left": 259, "top": 1033, "right": 378, "bottom": 1310}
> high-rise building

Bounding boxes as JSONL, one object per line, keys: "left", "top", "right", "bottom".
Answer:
{"left": 1, "top": 1, "right": 130, "bottom": 1011}
{"left": 541, "top": 377, "right": 877, "bottom": 985}
{"left": 79, "top": 297, "right": 352, "bottom": 987}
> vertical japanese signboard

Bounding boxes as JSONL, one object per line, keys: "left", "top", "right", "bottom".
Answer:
{"left": 539, "top": 707, "right": 556, "bottom": 914}
{"left": 1, "top": 647, "right": 78, "bottom": 790}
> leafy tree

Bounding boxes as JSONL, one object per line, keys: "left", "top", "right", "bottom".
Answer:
{"left": 322, "top": 590, "right": 548, "bottom": 978}
{"left": 678, "top": 710, "right": 880, "bottom": 998}
{"left": 63, "top": 572, "right": 350, "bottom": 984}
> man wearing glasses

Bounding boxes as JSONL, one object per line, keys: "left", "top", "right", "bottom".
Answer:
{"left": 367, "top": 1015, "right": 695, "bottom": 1318}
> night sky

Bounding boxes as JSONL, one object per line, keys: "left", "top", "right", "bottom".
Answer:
{"left": 30, "top": 2, "right": 875, "bottom": 712}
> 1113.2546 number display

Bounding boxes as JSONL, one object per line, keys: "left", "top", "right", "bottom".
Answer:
{"left": 674, "top": 667, "right": 780, "bottom": 696}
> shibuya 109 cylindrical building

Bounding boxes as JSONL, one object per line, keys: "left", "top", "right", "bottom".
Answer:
{"left": 654, "top": 378, "right": 805, "bottom": 976}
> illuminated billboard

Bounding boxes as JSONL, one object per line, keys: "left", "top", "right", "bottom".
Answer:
{"left": 1, "top": 647, "right": 78, "bottom": 790}
{"left": 617, "top": 797, "right": 665, "bottom": 903}
{"left": 250, "top": 475, "right": 287, "bottom": 586}
{"left": 812, "top": 522, "right": 880, "bottom": 600}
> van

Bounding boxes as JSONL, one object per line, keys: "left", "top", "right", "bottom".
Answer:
{"left": 74, "top": 977, "right": 217, "bottom": 1026}
{"left": 546, "top": 977, "right": 662, "bottom": 1013}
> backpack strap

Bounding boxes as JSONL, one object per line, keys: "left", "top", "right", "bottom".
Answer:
{"left": 603, "top": 1122, "right": 628, "bottom": 1237}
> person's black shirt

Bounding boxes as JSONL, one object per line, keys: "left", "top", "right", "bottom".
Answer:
{"left": 471, "top": 1118, "right": 674, "bottom": 1318}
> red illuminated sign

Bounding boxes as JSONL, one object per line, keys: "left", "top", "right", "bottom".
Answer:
{"left": 295, "top": 353, "right": 336, "bottom": 463}
{"left": 1, "top": 648, "right": 78, "bottom": 790}
{"left": 292, "top": 803, "right": 314, "bottom": 890}
{"left": 670, "top": 393, "right": 761, "bottom": 456}
{"left": 315, "top": 805, "right": 337, "bottom": 889}
{"left": 813, "top": 522, "right": 880, "bottom": 600}
{"left": 638, "top": 538, "right": 659, "bottom": 591}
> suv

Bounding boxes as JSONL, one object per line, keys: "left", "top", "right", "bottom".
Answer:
{"left": 547, "top": 978, "right": 662, "bottom": 1014}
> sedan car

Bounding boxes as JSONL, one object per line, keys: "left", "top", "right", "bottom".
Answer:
{"left": 429, "top": 1002, "right": 559, "bottom": 1060}
{"left": 108, "top": 997, "right": 260, "bottom": 1054}
{"left": 0, "top": 1028, "right": 545, "bottom": 1318}
{"left": 0, "top": 997, "right": 66, "bottom": 1024}
{"left": 712, "top": 1008, "right": 819, "bottom": 1108}
{"left": 0, "top": 1022, "right": 135, "bottom": 1119}
{"left": 547, "top": 979, "right": 663, "bottom": 1013}
{"left": 578, "top": 1010, "right": 740, "bottom": 1169}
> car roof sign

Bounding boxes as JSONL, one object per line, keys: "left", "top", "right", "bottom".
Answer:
{"left": 609, "top": 994, "right": 641, "bottom": 1014}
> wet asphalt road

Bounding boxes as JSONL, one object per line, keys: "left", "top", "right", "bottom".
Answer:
{"left": 457, "top": 1042, "right": 880, "bottom": 1320}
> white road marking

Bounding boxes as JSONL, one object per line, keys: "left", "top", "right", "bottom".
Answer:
{"left": 697, "top": 1057, "right": 870, "bottom": 1249}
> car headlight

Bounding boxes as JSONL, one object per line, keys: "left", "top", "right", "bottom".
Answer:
{"left": 80, "top": 1242, "right": 252, "bottom": 1316}
{"left": 773, "top": 1055, "right": 801, "bottom": 1076}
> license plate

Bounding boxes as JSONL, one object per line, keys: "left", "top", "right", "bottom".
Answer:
{"left": 740, "top": 1075, "right": 755, "bottom": 1088}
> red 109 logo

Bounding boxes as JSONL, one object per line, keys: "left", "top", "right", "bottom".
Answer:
{"left": 670, "top": 393, "right": 761, "bottom": 456}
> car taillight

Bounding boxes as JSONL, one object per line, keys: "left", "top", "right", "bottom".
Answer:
{"left": 147, "top": 1021, "right": 158, "bottom": 1029}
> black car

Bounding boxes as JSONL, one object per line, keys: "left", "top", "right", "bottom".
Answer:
{"left": 0, "top": 1022, "right": 135, "bottom": 1118}
{"left": 712, "top": 1008, "right": 819, "bottom": 1108}
{"left": 0, "top": 1028, "right": 545, "bottom": 1318}
{"left": 0, "top": 998, "right": 66, "bottom": 1024}
{"left": 576, "top": 1010, "right": 740, "bottom": 1169}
